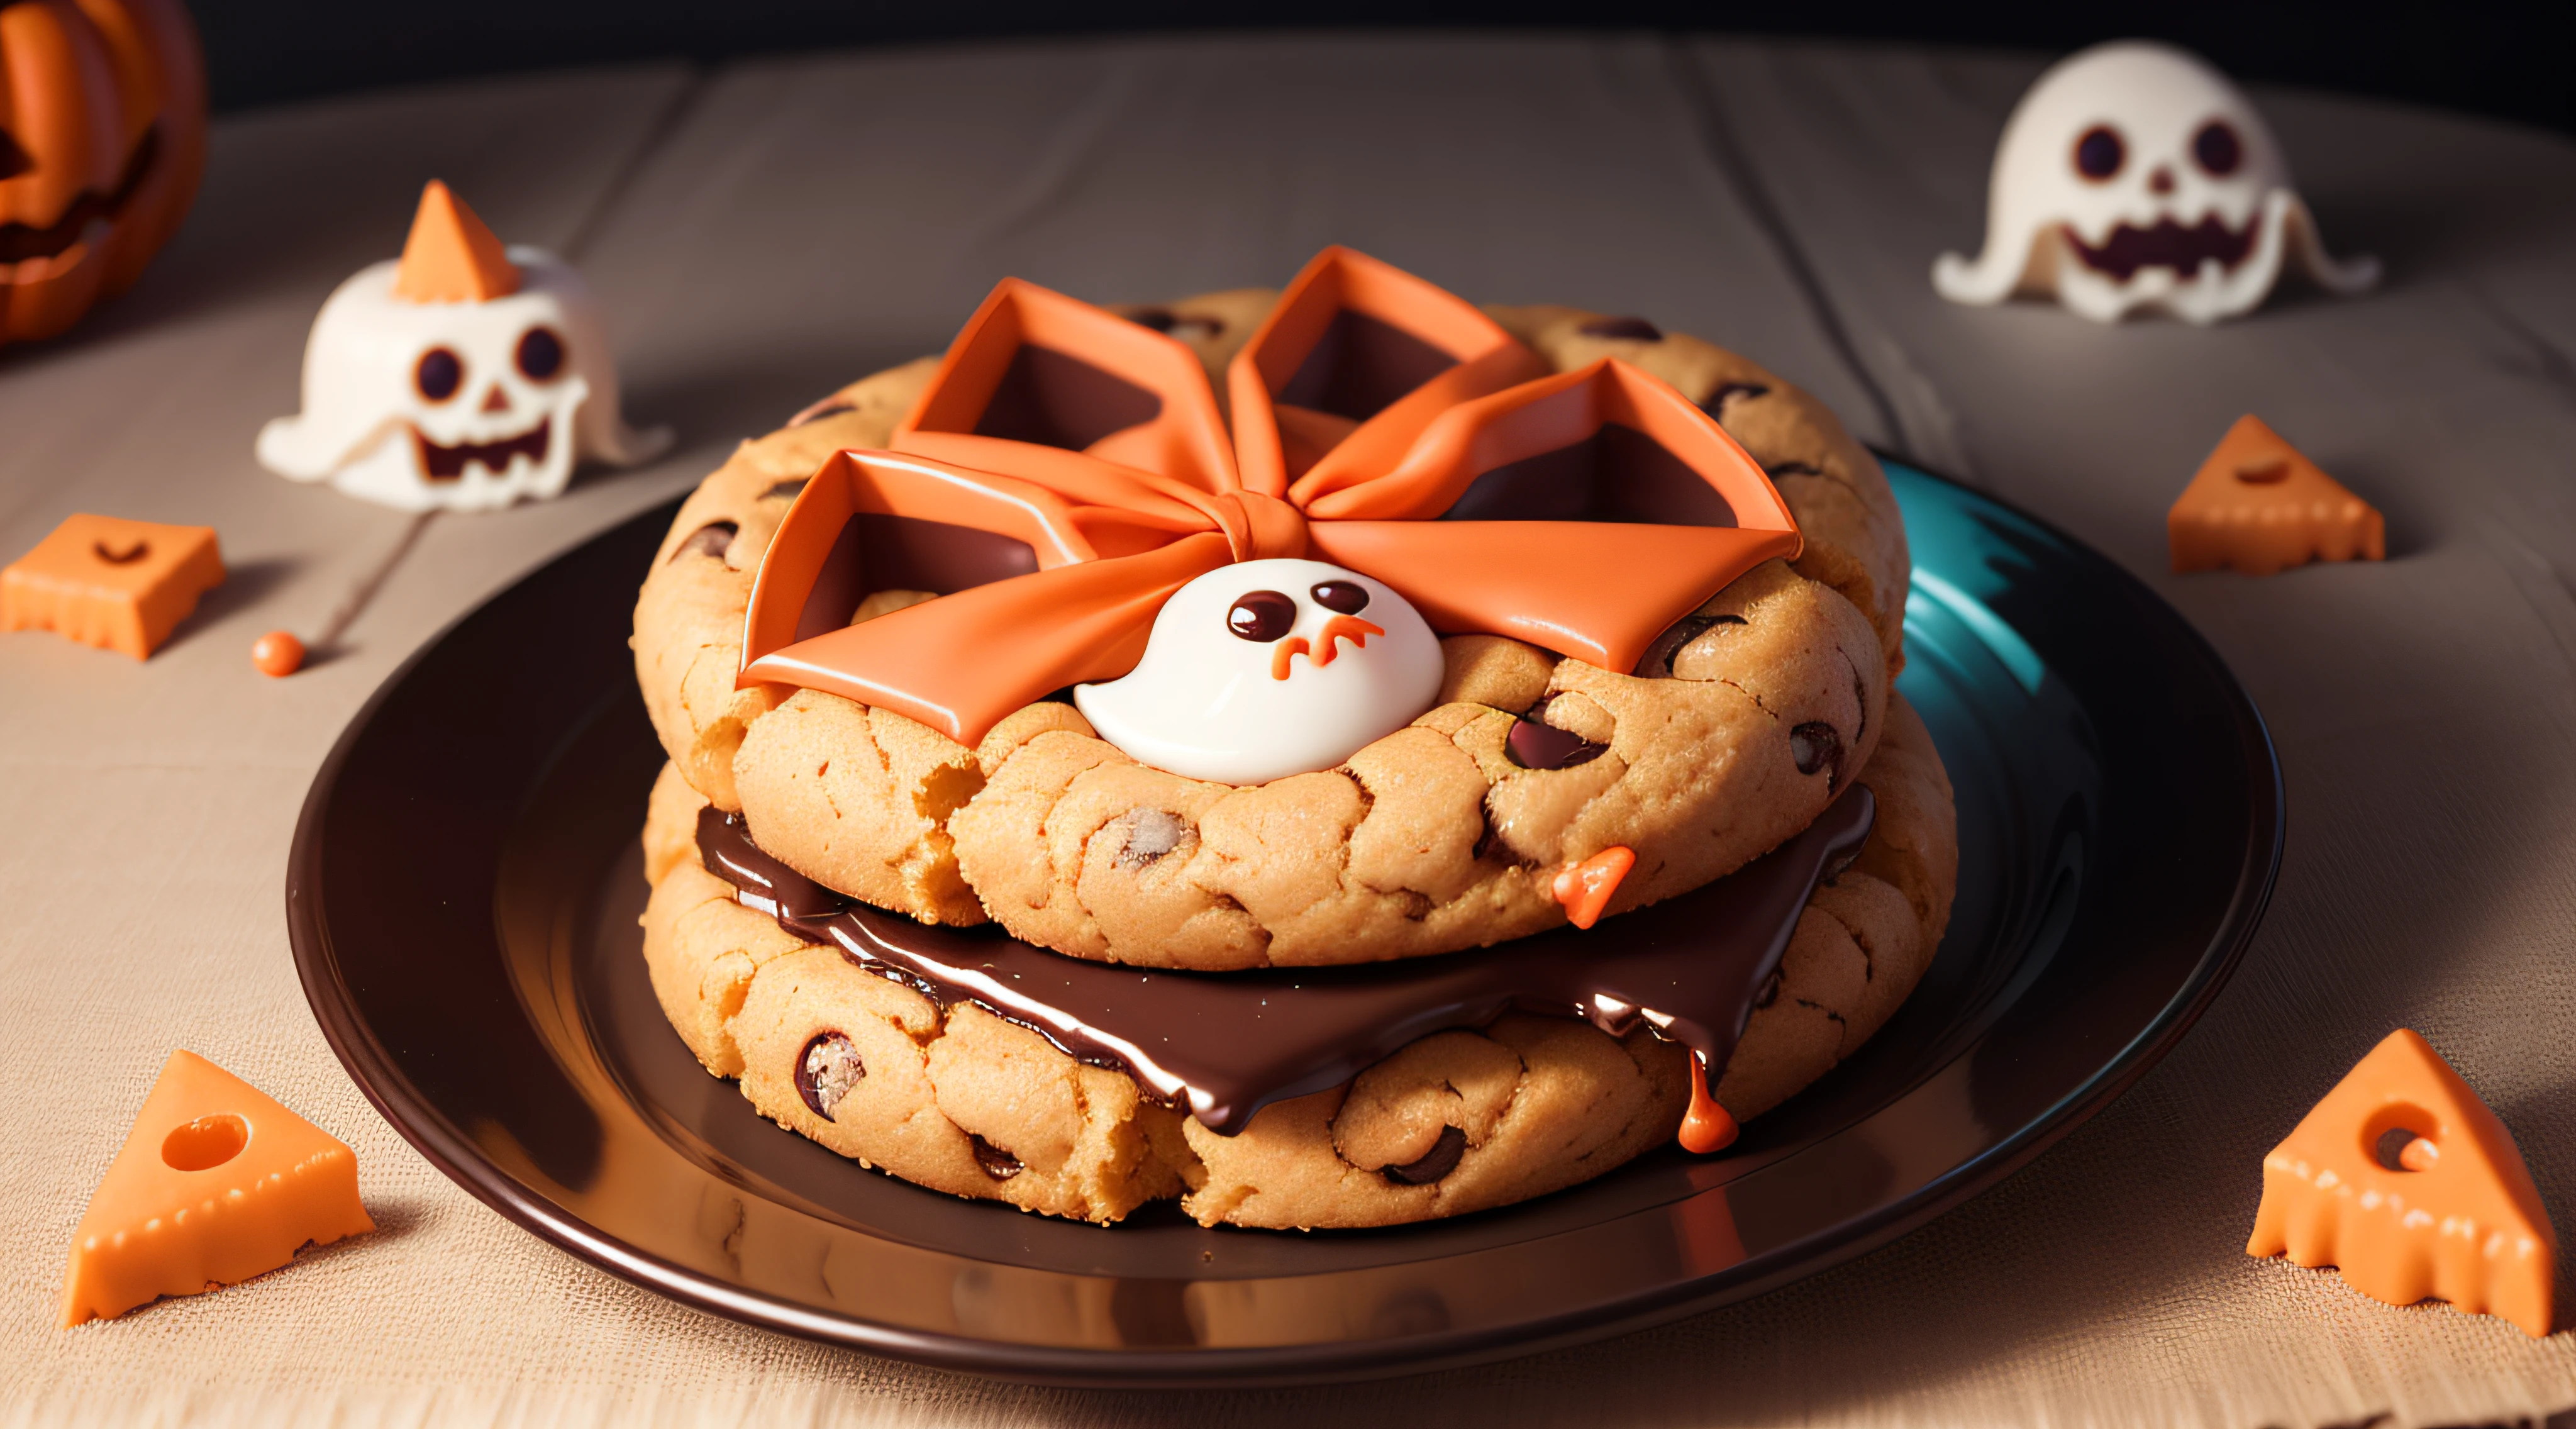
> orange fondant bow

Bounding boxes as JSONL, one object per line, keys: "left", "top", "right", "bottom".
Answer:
{"left": 739, "top": 247, "right": 1801, "bottom": 746}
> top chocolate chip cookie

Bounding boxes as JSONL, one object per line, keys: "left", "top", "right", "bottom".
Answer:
{"left": 634, "top": 248, "right": 1913, "bottom": 970}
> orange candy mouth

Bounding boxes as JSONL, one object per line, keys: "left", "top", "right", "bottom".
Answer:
{"left": 1267, "top": 613, "right": 1384, "bottom": 681}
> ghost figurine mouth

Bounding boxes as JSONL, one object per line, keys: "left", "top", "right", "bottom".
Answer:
{"left": 1270, "top": 614, "right": 1385, "bottom": 681}
{"left": 411, "top": 415, "right": 552, "bottom": 482}
{"left": 1075, "top": 558, "right": 1442, "bottom": 786}
{"left": 2064, "top": 214, "right": 2257, "bottom": 282}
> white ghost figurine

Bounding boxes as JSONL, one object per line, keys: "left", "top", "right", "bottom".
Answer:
{"left": 258, "top": 181, "right": 669, "bottom": 511}
{"left": 1933, "top": 41, "right": 2377, "bottom": 325}
{"left": 1075, "top": 558, "right": 1443, "bottom": 786}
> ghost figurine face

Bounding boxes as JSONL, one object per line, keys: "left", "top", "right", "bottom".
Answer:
{"left": 1934, "top": 41, "right": 2377, "bottom": 325}
{"left": 258, "top": 182, "right": 669, "bottom": 512}
{"left": 1074, "top": 558, "right": 1443, "bottom": 786}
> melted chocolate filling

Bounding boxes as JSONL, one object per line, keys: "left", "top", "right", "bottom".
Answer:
{"left": 696, "top": 787, "right": 1872, "bottom": 1134}
{"left": 414, "top": 417, "right": 551, "bottom": 482}
{"left": 2065, "top": 214, "right": 2258, "bottom": 282}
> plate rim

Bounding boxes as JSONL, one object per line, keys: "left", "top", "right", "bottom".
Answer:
{"left": 287, "top": 459, "right": 2284, "bottom": 1386}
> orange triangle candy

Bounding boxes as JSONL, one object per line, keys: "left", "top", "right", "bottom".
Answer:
{"left": 391, "top": 179, "right": 521, "bottom": 303}
{"left": 2170, "top": 414, "right": 2384, "bottom": 576}
{"left": 1551, "top": 845, "right": 1636, "bottom": 930}
{"left": 60, "top": 1051, "right": 374, "bottom": 1327}
{"left": 2246, "top": 1029, "right": 2556, "bottom": 1337}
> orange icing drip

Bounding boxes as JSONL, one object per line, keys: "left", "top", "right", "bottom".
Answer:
{"left": 1269, "top": 636, "right": 1309, "bottom": 681}
{"left": 1679, "top": 1052, "right": 1740, "bottom": 1154}
{"left": 1308, "top": 614, "right": 1382, "bottom": 667}
{"left": 1550, "top": 845, "right": 1636, "bottom": 930}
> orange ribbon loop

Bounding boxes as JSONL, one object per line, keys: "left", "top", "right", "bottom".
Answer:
{"left": 740, "top": 248, "right": 1802, "bottom": 747}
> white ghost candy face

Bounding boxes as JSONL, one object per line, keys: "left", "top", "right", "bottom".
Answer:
{"left": 1934, "top": 41, "right": 2377, "bottom": 325}
{"left": 1075, "top": 558, "right": 1442, "bottom": 786}
{"left": 256, "top": 249, "right": 669, "bottom": 512}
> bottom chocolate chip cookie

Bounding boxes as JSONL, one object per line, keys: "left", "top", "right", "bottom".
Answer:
{"left": 637, "top": 698, "right": 1956, "bottom": 1229}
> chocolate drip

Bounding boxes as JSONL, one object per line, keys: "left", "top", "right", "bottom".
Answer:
{"left": 697, "top": 789, "right": 1872, "bottom": 1135}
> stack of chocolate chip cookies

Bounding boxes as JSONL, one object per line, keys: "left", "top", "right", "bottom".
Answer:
{"left": 631, "top": 250, "right": 1956, "bottom": 1229}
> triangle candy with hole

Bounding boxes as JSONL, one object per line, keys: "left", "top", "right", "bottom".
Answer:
{"left": 2169, "top": 413, "right": 2385, "bottom": 575}
{"left": 60, "top": 1050, "right": 374, "bottom": 1326}
{"left": 2246, "top": 1028, "right": 2555, "bottom": 1337}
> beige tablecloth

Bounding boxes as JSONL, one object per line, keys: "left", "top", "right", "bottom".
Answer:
{"left": 3, "top": 36, "right": 2572, "bottom": 1427}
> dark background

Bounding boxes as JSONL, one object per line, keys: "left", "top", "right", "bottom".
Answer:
{"left": 196, "top": 0, "right": 2571, "bottom": 136}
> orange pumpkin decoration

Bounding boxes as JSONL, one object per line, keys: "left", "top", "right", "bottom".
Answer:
{"left": 0, "top": 0, "right": 205, "bottom": 347}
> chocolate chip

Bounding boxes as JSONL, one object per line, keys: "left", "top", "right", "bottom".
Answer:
{"left": 1701, "top": 382, "right": 1769, "bottom": 416}
{"left": 760, "top": 478, "right": 808, "bottom": 501}
{"left": 969, "top": 1134, "right": 1023, "bottom": 1181}
{"left": 797, "top": 1031, "right": 865, "bottom": 1120}
{"left": 1632, "top": 613, "right": 1745, "bottom": 678}
{"left": 1789, "top": 721, "right": 1841, "bottom": 783}
{"left": 671, "top": 521, "right": 736, "bottom": 562}
{"left": 1116, "top": 809, "right": 1187, "bottom": 869}
{"left": 1309, "top": 580, "right": 1370, "bottom": 615}
{"left": 1578, "top": 316, "right": 1662, "bottom": 342}
{"left": 789, "top": 400, "right": 854, "bottom": 428}
{"left": 1226, "top": 589, "right": 1297, "bottom": 642}
{"left": 1507, "top": 718, "right": 1606, "bottom": 771}
{"left": 1381, "top": 1125, "right": 1467, "bottom": 1185}
{"left": 1125, "top": 308, "right": 1179, "bottom": 333}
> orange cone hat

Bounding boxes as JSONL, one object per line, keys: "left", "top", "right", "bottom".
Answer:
{"left": 2248, "top": 1028, "right": 2556, "bottom": 1337}
{"left": 391, "top": 179, "right": 521, "bottom": 303}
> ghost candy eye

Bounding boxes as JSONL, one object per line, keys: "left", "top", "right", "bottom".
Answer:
{"left": 515, "top": 326, "right": 565, "bottom": 382}
{"left": 2193, "top": 120, "right": 2243, "bottom": 177}
{"left": 1226, "top": 590, "right": 1298, "bottom": 642}
{"left": 1310, "top": 580, "right": 1370, "bottom": 614}
{"left": 415, "top": 347, "right": 464, "bottom": 402}
{"left": 2073, "top": 125, "right": 2125, "bottom": 181}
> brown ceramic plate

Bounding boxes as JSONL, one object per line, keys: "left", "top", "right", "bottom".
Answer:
{"left": 287, "top": 460, "right": 2280, "bottom": 1386}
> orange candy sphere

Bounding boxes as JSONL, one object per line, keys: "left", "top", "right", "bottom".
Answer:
{"left": 250, "top": 630, "right": 304, "bottom": 677}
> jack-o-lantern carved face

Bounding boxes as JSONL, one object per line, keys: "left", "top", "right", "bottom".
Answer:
{"left": 0, "top": 0, "right": 207, "bottom": 346}
{"left": 257, "top": 182, "right": 670, "bottom": 512}
{"left": 1933, "top": 41, "right": 2378, "bottom": 325}
{"left": 1073, "top": 557, "right": 1443, "bottom": 786}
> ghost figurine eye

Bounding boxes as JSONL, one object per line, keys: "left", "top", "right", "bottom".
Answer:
{"left": 516, "top": 326, "right": 566, "bottom": 382}
{"left": 1226, "top": 590, "right": 1297, "bottom": 642}
{"left": 1310, "top": 580, "right": 1370, "bottom": 615}
{"left": 2073, "top": 125, "right": 2125, "bottom": 181}
{"left": 2193, "top": 119, "right": 2243, "bottom": 177}
{"left": 415, "top": 347, "right": 464, "bottom": 403}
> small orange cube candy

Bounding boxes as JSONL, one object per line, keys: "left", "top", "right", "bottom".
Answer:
{"left": 61, "top": 1050, "right": 374, "bottom": 1326}
{"left": 2247, "top": 1028, "right": 2556, "bottom": 1337}
{"left": 3, "top": 513, "right": 225, "bottom": 659}
{"left": 2170, "top": 415, "right": 2384, "bottom": 576}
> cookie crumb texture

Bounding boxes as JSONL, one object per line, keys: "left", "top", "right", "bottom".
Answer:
{"left": 636, "top": 696, "right": 1952, "bottom": 1228}
{"left": 636, "top": 296, "right": 1911, "bottom": 970}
